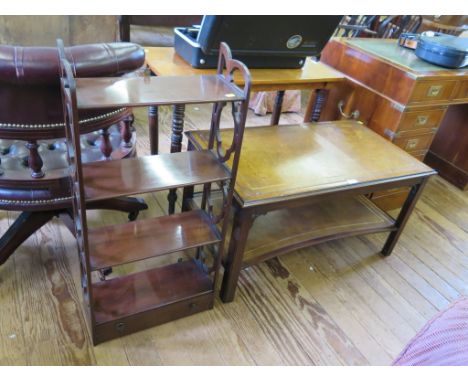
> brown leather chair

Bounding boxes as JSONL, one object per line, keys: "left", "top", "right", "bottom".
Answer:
{"left": 0, "top": 42, "right": 148, "bottom": 266}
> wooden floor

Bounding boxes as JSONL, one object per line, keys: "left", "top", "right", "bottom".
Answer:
{"left": 0, "top": 104, "right": 467, "bottom": 365}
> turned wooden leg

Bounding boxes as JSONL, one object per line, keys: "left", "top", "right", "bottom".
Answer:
{"left": 270, "top": 90, "right": 285, "bottom": 125}
{"left": 308, "top": 89, "right": 329, "bottom": 122}
{"left": 99, "top": 127, "right": 113, "bottom": 159}
{"left": 170, "top": 104, "right": 185, "bottom": 153}
{"left": 168, "top": 104, "right": 186, "bottom": 214}
{"left": 26, "top": 140, "right": 44, "bottom": 178}
{"left": 220, "top": 207, "right": 255, "bottom": 303}
{"left": 120, "top": 117, "right": 133, "bottom": 148}
{"left": 148, "top": 105, "right": 159, "bottom": 155}
{"left": 0, "top": 210, "right": 57, "bottom": 265}
{"left": 381, "top": 178, "right": 429, "bottom": 256}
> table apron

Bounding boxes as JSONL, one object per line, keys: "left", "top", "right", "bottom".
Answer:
{"left": 237, "top": 174, "right": 432, "bottom": 214}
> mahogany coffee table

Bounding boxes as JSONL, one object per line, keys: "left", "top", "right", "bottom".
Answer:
{"left": 184, "top": 120, "right": 436, "bottom": 302}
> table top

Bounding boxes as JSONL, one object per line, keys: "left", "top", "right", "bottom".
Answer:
{"left": 75, "top": 75, "right": 245, "bottom": 109}
{"left": 343, "top": 38, "right": 468, "bottom": 78}
{"left": 187, "top": 121, "right": 435, "bottom": 207}
{"left": 144, "top": 47, "right": 345, "bottom": 90}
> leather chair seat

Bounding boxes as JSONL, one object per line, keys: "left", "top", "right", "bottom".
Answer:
{"left": 0, "top": 126, "right": 123, "bottom": 173}
{"left": 0, "top": 122, "right": 136, "bottom": 211}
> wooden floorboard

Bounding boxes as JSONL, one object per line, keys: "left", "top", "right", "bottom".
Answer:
{"left": 0, "top": 104, "right": 467, "bottom": 365}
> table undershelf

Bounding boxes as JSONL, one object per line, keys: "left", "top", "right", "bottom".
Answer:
{"left": 193, "top": 193, "right": 396, "bottom": 266}
{"left": 241, "top": 195, "right": 395, "bottom": 266}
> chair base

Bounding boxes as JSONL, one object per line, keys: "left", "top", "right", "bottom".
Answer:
{"left": 0, "top": 197, "right": 148, "bottom": 266}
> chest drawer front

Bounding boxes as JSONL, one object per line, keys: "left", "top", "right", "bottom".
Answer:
{"left": 407, "top": 149, "right": 428, "bottom": 161}
{"left": 453, "top": 80, "right": 468, "bottom": 101}
{"left": 410, "top": 80, "right": 456, "bottom": 103}
{"left": 393, "top": 131, "right": 436, "bottom": 152}
{"left": 399, "top": 108, "right": 446, "bottom": 131}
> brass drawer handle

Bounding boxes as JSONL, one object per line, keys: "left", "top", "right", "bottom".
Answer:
{"left": 427, "top": 85, "right": 442, "bottom": 97}
{"left": 337, "top": 100, "right": 360, "bottom": 120}
{"left": 406, "top": 138, "right": 419, "bottom": 150}
{"left": 416, "top": 115, "right": 429, "bottom": 125}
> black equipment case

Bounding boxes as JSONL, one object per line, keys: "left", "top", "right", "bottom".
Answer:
{"left": 174, "top": 16, "right": 342, "bottom": 69}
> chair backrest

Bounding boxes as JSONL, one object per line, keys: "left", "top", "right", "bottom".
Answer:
{"left": 334, "top": 15, "right": 379, "bottom": 38}
{"left": 334, "top": 15, "right": 423, "bottom": 39}
{"left": 0, "top": 42, "right": 145, "bottom": 140}
{"left": 376, "top": 16, "right": 422, "bottom": 38}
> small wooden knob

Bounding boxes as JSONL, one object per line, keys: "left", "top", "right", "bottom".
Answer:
{"left": 116, "top": 322, "right": 126, "bottom": 332}
{"left": 189, "top": 303, "right": 198, "bottom": 310}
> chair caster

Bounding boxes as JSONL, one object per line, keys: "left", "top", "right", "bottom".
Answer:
{"left": 128, "top": 211, "right": 139, "bottom": 221}
{"left": 98, "top": 267, "right": 113, "bottom": 281}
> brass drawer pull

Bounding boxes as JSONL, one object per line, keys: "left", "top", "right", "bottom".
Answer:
{"left": 337, "top": 100, "right": 360, "bottom": 120}
{"left": 427, "top": 85, "right": 442, "bottom": 97}
{"left": 406, "top": 139, "right": 419, "bottom": 150}
{"left": 416, "top": 115, "right": 428, "bottom": 125}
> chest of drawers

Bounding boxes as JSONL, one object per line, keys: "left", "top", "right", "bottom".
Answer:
{"left": 321, "top": 38, "right": 468, "bottom": 209}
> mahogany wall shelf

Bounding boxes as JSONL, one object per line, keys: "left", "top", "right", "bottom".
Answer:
{"left": 57, "top": 40, "right": 251, "bottom": 345}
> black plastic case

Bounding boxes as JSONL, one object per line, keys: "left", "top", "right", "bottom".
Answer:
{"left": 173, "top": 16, "right": 342, "bottom": 69}
{"left": 174, "top": 27, "right": 307, "bottom": 69}
{"left": 415, "top": 34, "right": 468, "bottom": 69}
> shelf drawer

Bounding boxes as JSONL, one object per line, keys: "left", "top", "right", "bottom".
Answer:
{"left": 399, "top": 108, "right": 446, "bottom": 131}
{"left": 410, "top": 80, "right": 456, "bottom": 104}
{"left": 91, "top": 260, "right": 214, "bottom": 344}
{"left": 94, "top": 291, "right": 214, "bottom": 345}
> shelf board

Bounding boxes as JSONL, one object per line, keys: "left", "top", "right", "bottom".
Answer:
{"left": 88, "top": 210, "right": 221, "bottom": 271}
{"left": 92, "top": 260, "right": 213, "bottom": 326}
{"left": 75, "top": 75, "right": 245, "bottom": 109}
{"left": 192, "top": 194, "right": 396, "bottom": 266}
{"left": 241, "top": 195, "right": 396, "bottom": 266}
{"left": 82, "top": 150, "right": 230, "bottom": 202}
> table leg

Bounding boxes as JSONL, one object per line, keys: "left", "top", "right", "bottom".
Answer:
{"left": 308, "top": 89, "right": 329, "bottom": 122}
{"left": 168, "top": 104, "right": 186, "bottom": 214}
{"left": 270, "top": 90, "right": 285, "bottom": 125}
{"left": 220, "top": 208, "right": 255, "bottom": 303}
{"left": 148, "top": 105, "right": 158, "bottom": 155}
{"left": 381, "top": 178, "right": 429, "bottom": 256}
